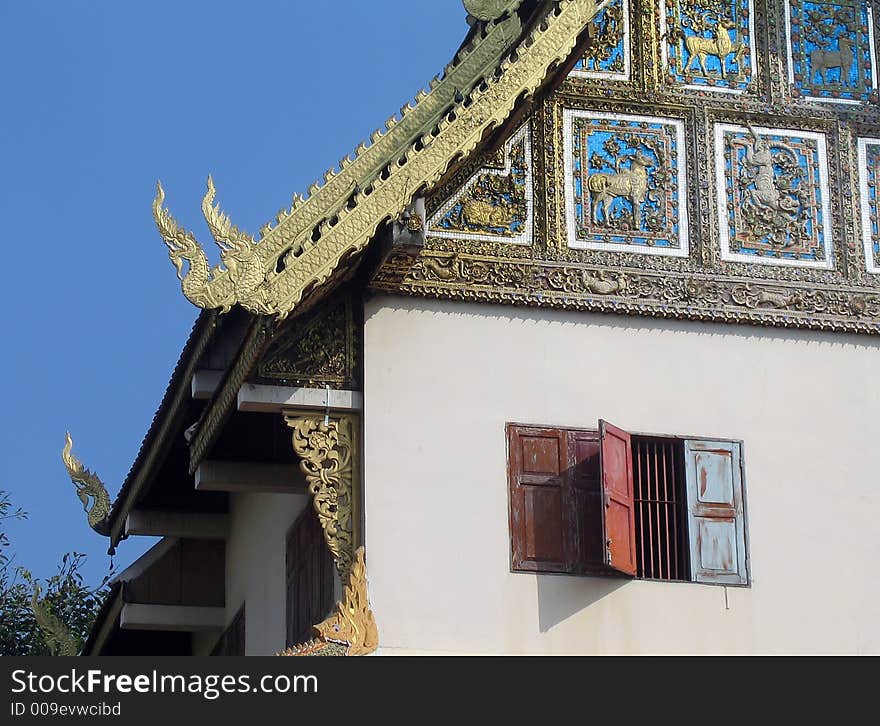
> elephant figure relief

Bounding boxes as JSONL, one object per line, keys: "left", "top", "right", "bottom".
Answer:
{"left": 588, "top": 152, "right": 653, "bottom": 229}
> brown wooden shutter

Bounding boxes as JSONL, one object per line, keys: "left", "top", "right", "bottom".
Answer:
{"left": 507, "top": 425, "right": 574, "bottom": 572}
{"left": 566, "top": 430, "right": 604, "bottom": 573}
{"left": 286, "top": 507, "right": 335, "bottom": 647}
{"left": 683, "top": 440, "right": 748, "bottom": 585}
{"left": 599, "top": 420, "right": 637, "bottom": 576}
{"left": 211, "top": 604, "right": 245, "bottom": 656}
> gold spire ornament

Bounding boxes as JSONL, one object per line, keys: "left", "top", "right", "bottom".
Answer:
{"left": 278, "top": 547, "right": 378, "bottom": 657}
{"left": 61, "top": 432, "right": 111, "bottom": 536}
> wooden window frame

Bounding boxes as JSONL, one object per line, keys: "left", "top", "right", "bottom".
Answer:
{"left": 506, "top": 422, "right": 751, "bottom": 587}
{"left": 286, "top": 506, "right": 336, "bottom": 648}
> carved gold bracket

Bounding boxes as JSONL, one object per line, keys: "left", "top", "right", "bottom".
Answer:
{"left": 278, "top": 547, "right": 378, "bottom": 656}
{"left": 283, "top": 412, "right": 357, "bottom": 581}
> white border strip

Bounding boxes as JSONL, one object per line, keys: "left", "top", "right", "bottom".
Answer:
{"left": 715, "top": 123, "right": 834, "bottom": 270}
{"left": 562, "top": 108, "right": 689, "bottom": 257}
{"left": 858, "top": 137, "right": 880, "bottom": 274}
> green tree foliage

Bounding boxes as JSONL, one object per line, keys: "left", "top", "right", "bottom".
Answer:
{"left": 0, "top": 491, "right": 111, "bottom": 656}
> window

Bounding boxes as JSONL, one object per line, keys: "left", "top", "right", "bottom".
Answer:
{"left": 506, "top": 421, "right": 749, "bottom": 585}
{"left": 211, "top": 604, "right": 245, "bottom": 656}
{"left": 286, "top": 506, "right": 336, "bottom": 647}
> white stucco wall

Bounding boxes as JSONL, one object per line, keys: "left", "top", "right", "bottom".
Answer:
{"left": 224, "top": 492, "right": 310, "bottom": 655}
{"left": 363, "top": 295, "right": 880, "bottom": 654}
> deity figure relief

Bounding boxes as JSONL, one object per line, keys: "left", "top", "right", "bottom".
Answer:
{"left": 734, "top": 125, "right": 816, "bottom": 253}
{"left": 740, "top": 125, "right": 800, "bottom": 225}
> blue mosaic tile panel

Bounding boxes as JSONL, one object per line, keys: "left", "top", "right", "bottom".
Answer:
{"left": 665, "top": 0, "right": 755, "bottom": 93}
{"left": 787, "top": 0, "right": 877, "bottom": 103}
{"left": 564, "top": 110, "right": 689, "bottom": 256}
{"left": 715, "top": 124, "right": 833, "bottom": 268}
{"left": 570, "top": 0, "right": 630, "bottom": 81}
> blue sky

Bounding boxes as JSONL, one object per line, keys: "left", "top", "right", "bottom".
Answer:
{"left": 0, "top": 1, "right": 465, "bottom": 585}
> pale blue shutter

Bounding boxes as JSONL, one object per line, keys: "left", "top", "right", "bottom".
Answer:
{"left": 683, "top": 440, "right": 748, "bottom": 585}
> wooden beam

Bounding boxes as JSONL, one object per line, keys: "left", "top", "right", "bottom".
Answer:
{"left": 194, "top": 460, "right": 307, "bottom": 493}
{"left": 124, "top": 511, "right": 229, "bottom": 540}
{"left": 237, "top": 383, "right": 363, "bottom": 413}
{"left": 111, "top": 538, "right": 178, "bottom": 585}
{"left": 120, "top": 604, "right": 226, "bottom": 632}
{"left": 191, "top": 370, "right": 223, "bottom": 399}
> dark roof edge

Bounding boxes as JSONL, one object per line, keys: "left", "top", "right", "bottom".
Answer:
{"left": 107, "top": 310, "right": 218, "bottom": 551}
{"left": 81, "top": 582, "right": 123, "bottom": 656}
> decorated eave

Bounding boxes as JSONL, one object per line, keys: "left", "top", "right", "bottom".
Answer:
{"left": 65, "top": 0, "right": 607, "bottom": 550}
{"left": 64, "top": 0, "right": 611, "bottom": 656}
{"left": 152, "top": 0, "right": 605, "bottom": 321}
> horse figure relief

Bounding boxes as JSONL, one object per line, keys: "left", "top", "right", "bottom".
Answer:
{"left": 683, "top": 13, "right": 747, "bottom": 76}
{"left": 810, "top": 35, "right": 854, "bottom": 86}
{"left": 588, "top": 152, "right": 654, "bottom": 229}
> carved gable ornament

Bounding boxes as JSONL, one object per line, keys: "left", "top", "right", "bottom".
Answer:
{"left": 714, "top": 123, "right": 833, "bottom": 268}
{"left": 786, "top": 0, "right": 878, "bottom": 104}
{"left": 428, "top": 124, "right": 533, "bottom": 245}
{"left": 256, "top": 296, "right": 357, "bottom": 389}
{"left": 664, "top": 0, "right": 756, "bottom": 94}
{"left": 563, "top": 109, "right": 689, "bottom": 256}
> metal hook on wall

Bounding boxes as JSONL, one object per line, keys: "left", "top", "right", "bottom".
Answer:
{"left": 324, "top": 384, "right": 331, "bottom": 426}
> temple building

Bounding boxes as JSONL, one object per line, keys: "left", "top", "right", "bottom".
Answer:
{"left": 66, "top": 0, "right": 879, "bottom": 655}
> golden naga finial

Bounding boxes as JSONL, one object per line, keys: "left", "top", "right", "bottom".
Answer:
{"left": 153, "top": 181, "right": 236, "bottom": 312}
{"left": 153, "top": 179, "right": 277, "bottom": 315}
{"left": 278, "top": 547, "right": 378, "bottom": 657}
{"left": 30, "top": 581, "right": 79, "bottom": 657}
{"left": 61, "top": 432, "right": 111, "bottom": 537}
{"left": 201, "top": 175, "right": 255, "bottom": 253}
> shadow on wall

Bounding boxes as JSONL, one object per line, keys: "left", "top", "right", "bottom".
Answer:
{"left": 536, "top": 573, "right": 627, "bottom": 633}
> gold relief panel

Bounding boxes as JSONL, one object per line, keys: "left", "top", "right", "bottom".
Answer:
{"left": 427, "top": 123, "right": 533, "bottom": 246}
{"left": 562, "top": 109, "right": 690, "bottom": 257}
{"left": 784, "top": 0, "right": 878, "bottom": 105}
{"left": 714, "top": 123, "right": 834, "bottom": 269}
{"left": 663, "top": 0, "right": 757, "bottom": 95}
{"left": 569, "top": 0, "right": 631, "bottom": 82}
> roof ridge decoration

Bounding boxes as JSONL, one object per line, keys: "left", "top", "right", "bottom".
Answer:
{"left": 30, "top": 580, "right": 79, "bottom": 656}
{"left": 153, "top": 1, "right": 606, "bottom": 319}
{"left": 465, "top": 0, "right": 524, "bottom": 21}
{"left": 62, "top": 432, "right": 112, "bottom": 537}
